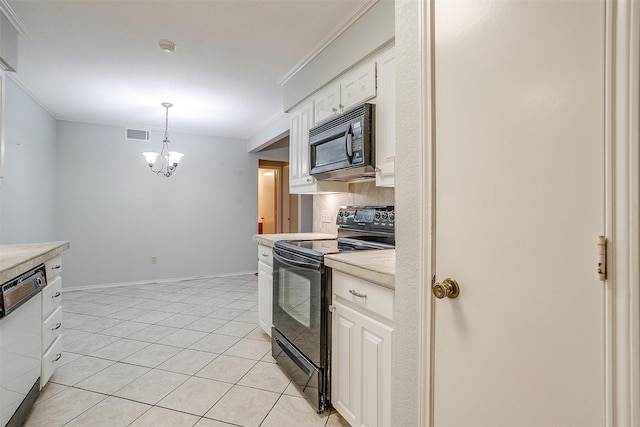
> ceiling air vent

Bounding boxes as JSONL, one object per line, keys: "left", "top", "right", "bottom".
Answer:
{"left": 125, "top": 128, "right": 150, "bottom": 141}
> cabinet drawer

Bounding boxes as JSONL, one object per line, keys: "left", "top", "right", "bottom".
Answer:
{"left": 42, "top": 276, "right": 62, "bottom": 318}
{"left": 44, "top": 256, "right": 62, "bottom": 281}
{"left": 332, "top": 270, "right": 394, "bottom": 322}
{"left": 42, "top": 305, "right": 63, "bottom": 351}
{"left": 257, "top": 244, "right": 273, "bottom": 267}
{"left": 41, "top": 335, "right": 63, "bottom": 387}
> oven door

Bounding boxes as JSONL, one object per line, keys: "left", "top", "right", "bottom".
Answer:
{"left": 271, "top": 246, "right": 331, "bottom": 412}
{"left": 272, "top": 246, "right": 326, "bottom": 366}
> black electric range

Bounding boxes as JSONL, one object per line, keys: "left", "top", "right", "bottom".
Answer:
{"left": 271, "top": 205, "right": 394, "bottom": 413}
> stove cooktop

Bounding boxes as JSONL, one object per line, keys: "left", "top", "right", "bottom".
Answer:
{"left": 280, "top": 237, "right": 393, "bottom": 255}
{"left": 273, "top": 206, "right": 395, "bottom": 261}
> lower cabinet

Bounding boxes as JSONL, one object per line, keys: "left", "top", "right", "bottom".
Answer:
{"left": 331, "top": 270, "right": 394, "bottom": 427}
{"left": 257, "top": 244, "right": 273, "bottom": 336}
{"left": 258, "top": 260, "right": 273, "bottom": 336}
{"left": 42, "top": 255, "right": 63, "bottom": 388}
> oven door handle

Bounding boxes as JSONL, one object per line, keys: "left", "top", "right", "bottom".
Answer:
{"left": 273, "top": 250, "right": 322, "bottom": 271}
{"left": 274, "top": 335, "right": 312, "bottom": 376}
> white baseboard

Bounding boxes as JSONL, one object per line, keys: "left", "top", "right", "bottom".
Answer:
{"left": 62, "top": 270, "right": 258, "bottom": 293}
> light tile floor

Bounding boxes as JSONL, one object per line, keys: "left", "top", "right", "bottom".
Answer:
{"left": 25, "top": 274, "right": 348, "bottom": 427}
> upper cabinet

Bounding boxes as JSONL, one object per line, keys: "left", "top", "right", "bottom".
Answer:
{"left": 289, "top": 100, "right": 348, "bottom": 194}
{"left": 314, "top": 83, "right": 341, "bottom": 124}
{"left": 340, "top": 60, "right": 377, "bottom": 112}
{"left": 314, "top": 61, "right": 377, "bottom": 125}
{"left": 288, "top": 45, "right": 396, "bottom": 194}
{"left": 372, "top": 47, "right": 396, "bottom": 187}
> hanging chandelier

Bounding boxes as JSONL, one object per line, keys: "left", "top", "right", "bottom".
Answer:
{"left": 142, "top": 103, "right": 184, "bottom": 177}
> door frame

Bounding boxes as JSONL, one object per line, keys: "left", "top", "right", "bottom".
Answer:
{"left": 604, "top": 1, "right": 640, "bottom": 425}
{"left": 416, "top": 0, "right": 640, "bottom": 425}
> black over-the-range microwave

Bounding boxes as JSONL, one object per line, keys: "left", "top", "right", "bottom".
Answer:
{"left": 309, "top": 103, "right": 375, "bottom": 181}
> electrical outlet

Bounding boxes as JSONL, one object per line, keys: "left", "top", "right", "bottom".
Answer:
{"left": 151, "top": 256, "right": 157, "bottom": 264}
{"left": 321, "top": 210, "right": 331, "bottom": 223}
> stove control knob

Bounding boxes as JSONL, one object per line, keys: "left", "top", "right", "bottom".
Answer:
{"left": 374, "top": 212, "right": 381, "bottom": 220}
{"left": 389, "top": 212, "right": 395, "bottom": 221}
{"left": 381, "top": 212, "right": 389, "bottom": 220}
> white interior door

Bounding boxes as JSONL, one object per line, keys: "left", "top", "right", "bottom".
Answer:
{"left": 432, "top": 1, "right": 606, "bottom": 426}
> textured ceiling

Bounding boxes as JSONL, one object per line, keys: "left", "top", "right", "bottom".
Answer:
{"left": 6, "top": 0, "right": 362, "bottom": 140}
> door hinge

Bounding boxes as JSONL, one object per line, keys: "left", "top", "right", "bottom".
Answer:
{"left": 597, "top": 236, "right": 607, "bottom": 281}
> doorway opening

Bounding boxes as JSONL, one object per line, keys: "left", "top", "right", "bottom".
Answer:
{"left": 258, "top": 160, "right": 298, "bottom": 234}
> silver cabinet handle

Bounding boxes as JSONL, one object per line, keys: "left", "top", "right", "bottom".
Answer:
{"left": 306, "top": 178, "right": 312, "bottom": 183}
{"left": 52, "top": 292, "right": 61, "bottom": 298}
{"left": 52, "top": 323, "right": 62, "bottom": 331}
{"left": 52, "top": 265, "right": 61, "bottom": 270}
{"left": 349, "top": 289, "right": 367, "bottom": 299}
{"left": 261, "top": 253, "right": 269, "bottom": 258}
{"left": 332, "top": 107, "right": 338, "bottom": 112}
{"left": 53, "top": 353, "right": 62, "bottom": 362}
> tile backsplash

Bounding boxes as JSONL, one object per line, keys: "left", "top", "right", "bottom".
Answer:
{"left": 313, "top": 181, "right": 394, "bottom": 234}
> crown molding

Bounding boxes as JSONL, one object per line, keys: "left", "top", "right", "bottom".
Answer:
{"left": 277, "top": 0, "right": 378, "bottom": 86}
{"left": 0, "top": 0, "right": 28, "bottom": 34}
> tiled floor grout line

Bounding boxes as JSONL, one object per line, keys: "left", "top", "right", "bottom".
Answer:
{"left": 25, "top": 275, "right": 347, "bottom": 426}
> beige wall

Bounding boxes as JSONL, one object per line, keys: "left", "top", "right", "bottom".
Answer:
{"left": 312, "top": 182, "right": 394, "bottom": 234}
{"left": 393, "top": 0, "right": 423, "bottom": 425}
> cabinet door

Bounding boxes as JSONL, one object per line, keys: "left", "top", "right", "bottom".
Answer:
{"left": 42, "top": 335, "right": 62, "bottom": 387}
{"left": 331, "top": 302, "right": 359, "bottom": 426}
{"left": 374, "top": 48, "right": 396, "bottom": 187}
{"left": 314, "top": 83, "right": 341, "bottom": 124}
{"left": 257, "top": 261, "right": 273, "bottom": 336}
{"left": 340, "top": 60, "right": 376, "bottom": 111}
{"left": 332, "top": 301, "right": 393, "bottom": 427}
{"left": 360, "top": 314, "right": 393, "bottom": 427}
{"left": 42, "top": 275, "right": 62, "bottom": 319}
{"left": 289, "top": 100, "right": 316, "bottom": 192}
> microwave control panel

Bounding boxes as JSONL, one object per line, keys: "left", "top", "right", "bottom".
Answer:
{"left": 350, "top": 120, "right": 363, "bottom": 164}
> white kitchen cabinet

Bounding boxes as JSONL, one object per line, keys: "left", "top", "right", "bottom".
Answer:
{"left": 257, "top": 244, "right": 273, "bottom": 336}
{"left": 41, "top": 255, "right": 63, "bottom": 388}
{"left": 314, "top": 83, "right": 341, "bottom": 124}
{"left": 313, "top": 60, "right": 377, "bottom": 124}
{"left": 339, "top": 60, "right": 377, "bottom": 112}
{"left": 373, "top": 47, "right": 396, "bottom": 187}
{"left": 289, "top": 100, "right": 348, "bottom": 194}
{"left": 331, "top": 270, "right": 393, "bottom": 427}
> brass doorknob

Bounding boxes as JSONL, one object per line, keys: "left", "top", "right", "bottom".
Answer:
{"left": 433, "top": 278, "right": 460, "bottom": 299}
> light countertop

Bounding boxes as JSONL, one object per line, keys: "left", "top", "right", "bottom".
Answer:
{"left": 0, "top": 241, "right": 70, "bottom": 283}
{"left": 253, "top": 233, "right": 336, "bottom": 248}
{"left": 325, "top": 249, "right": 395, "bottom": 290}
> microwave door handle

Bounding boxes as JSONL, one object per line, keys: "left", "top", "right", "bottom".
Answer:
{"left": 345, "top": 124, "right": 353, "bottom": 162}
